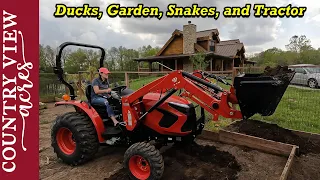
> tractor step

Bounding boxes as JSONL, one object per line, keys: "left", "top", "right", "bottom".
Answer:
{"left": 101, "top": 126, "right": 122, "bottom": 137}
{"left": 102, "top": 118, "right": 110, "bottom": 122}
{"left": 102, "top": 115, "right": 120, "bottom": 122}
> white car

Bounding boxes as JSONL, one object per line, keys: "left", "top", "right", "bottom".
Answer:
{"left": 289, "top": 64, "right": 320, "bottom": 89}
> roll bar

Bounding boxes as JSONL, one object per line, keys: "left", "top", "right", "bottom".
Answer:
{"left": 53, "top": 42, "right": 106, "bottom": 100}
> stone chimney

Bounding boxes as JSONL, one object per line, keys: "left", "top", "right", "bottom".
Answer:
{"left": 183, "top": 21, "right": 196, "bottom": 54}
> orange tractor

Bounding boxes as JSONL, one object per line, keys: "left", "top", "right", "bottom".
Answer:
{"left": 51, "top": 42, "right": 295, "bottom": 180}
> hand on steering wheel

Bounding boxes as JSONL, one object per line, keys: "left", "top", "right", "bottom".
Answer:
{"left": 112, "top": 85, "right": 127, "bottom": 92}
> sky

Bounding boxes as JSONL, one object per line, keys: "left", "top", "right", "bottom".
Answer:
{"left": 40, "top": 0, "right": 320, "bottom": 56}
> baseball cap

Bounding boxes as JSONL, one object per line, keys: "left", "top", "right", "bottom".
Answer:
{"left": 99, "top": 67, "right": 110, "bottom": 74}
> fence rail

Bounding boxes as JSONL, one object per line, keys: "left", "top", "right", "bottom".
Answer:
{"left": 40, "top": 65, "right": 320, "bottom": 133}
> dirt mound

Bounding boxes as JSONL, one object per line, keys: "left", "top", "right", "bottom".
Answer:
{"left": 106, "top": 143, "right": 241, "bottom": 180}
{"left": 225, "top": 119, "right": 320, "bottom": 154}
{"left": 288, "top": 153, "right": 320, "bottom": 180}
{"left": 262, "top": 65, "right": 294, "bottom": 76}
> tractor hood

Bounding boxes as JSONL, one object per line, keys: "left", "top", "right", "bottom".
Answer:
{"left": 233, "top": 66, "right": 295, "bottom": 120}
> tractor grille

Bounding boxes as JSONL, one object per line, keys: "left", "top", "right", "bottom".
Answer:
{"left": 181, "top": 104, "right": 197, "bottom": 132}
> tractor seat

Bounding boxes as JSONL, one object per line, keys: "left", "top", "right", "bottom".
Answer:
{"left": 85, "top": 84, "right": 93, "bottom": 105}
{"left": 85, "top": 84, "right": 110, "bottom": 119}
{"left": 85, "top": 84, "right": 105, "bottom": 107}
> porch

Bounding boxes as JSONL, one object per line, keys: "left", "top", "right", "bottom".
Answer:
{"left": 134, "top": 52, "right": 256, "bottom": 73}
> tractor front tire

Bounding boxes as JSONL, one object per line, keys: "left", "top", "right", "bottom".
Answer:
{"left": 124, "top": 142, "right": 164, "bottom": 180}
{"left": 51, "top": 112, "right": 99, "bottom": 166}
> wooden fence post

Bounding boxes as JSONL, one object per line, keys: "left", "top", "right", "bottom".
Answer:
{"left": 232, "top": 67, "right": 237, "bottom": 84}
{"left": 125, "top": 72, "right": 129, "bottom": 88}
{"left": 78, "top": 72, "right": 82, "bottom": 100}
{"left": 90, "top": 71, "right": 93, "bottom": 82}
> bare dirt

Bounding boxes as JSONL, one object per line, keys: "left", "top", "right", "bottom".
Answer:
{"left": 107, "top": 142, "right": 241, "bottom": 180}
{"left": 39, "top": 103, "right": 126, "bottom": 180}
{"left": 225, "top": 119, "right": 320, "bottom": 180}
{"left": 262, "top": 65, "right": 294, "bottom": 76}
{"left": 288, "top": 153, "right": 320, "bottom": 180}
{"left": 224, "top": 119, "right": 320, "bottom": 154}
{"left": 40, "top": 103, "right": 287, "bottom": 180}
{"left": 198, "top": 139, "right": 287, "bottom": 180}
{"left": 106, "top": 140, "right": 288, "bottom": 180}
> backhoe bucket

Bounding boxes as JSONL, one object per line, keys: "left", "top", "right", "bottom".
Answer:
{"left": 233, "top": 66, "right": 295, "bottom": 120}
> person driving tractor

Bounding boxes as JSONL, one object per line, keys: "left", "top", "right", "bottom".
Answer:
{"left": 91, "top": 67, "right": 120, "bottom": 126}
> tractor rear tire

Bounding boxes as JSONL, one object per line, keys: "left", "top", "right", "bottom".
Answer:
{"left": 51, "top": 112, "right": 99, "bottom": 166}
{"left": 124, "top": 142, "right": 164, "bottom": 180}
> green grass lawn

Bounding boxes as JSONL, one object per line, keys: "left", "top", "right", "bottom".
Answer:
{"left": 129, "top": 76, "right": 320, "bottom": 134}
{"left": 250, "top": 86, "right": 320, "bottom": 133}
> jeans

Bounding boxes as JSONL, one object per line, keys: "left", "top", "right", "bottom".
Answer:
{"left": 91, "top": 97, "right": 115, "bottom": 117}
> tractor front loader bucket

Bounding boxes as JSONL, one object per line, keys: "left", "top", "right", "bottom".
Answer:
{"left": 233, "top": 66, "right": 295, "bottom": 120}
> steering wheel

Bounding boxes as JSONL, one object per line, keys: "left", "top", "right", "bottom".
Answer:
{"left": 112, "top": 85, "right": 127, "bottom": 92}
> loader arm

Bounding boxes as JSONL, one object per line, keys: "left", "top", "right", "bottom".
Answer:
{"left": 121, "top": 70, "right": 242, "bottom": 131}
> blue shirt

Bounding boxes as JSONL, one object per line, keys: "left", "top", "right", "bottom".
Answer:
{"left": 91, "top": 77, "right": 110, "bottom": 99}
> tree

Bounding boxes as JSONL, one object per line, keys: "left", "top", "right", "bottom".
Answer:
{"left": 138, "top": 45, "right": 161, "bottom": 69}
{"left": 189, "top": 52, "right": 208, "bottom": 70}
{"left": 285, "top": 35, "right": 313, "bottom": 52}
{"left": 107, "top": 47, "right": 119, "bottom": 71}
{"left": 64, "top": 49, "right": 88, "bottom": 74}
{"left": 39, "top": 44, "right": 47, "bottom": 72}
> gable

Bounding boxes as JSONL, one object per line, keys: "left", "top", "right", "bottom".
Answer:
{"left": 197, "top": 40, "right": 209, "bottom": 50}
{"left": 159, "top": 36, "right": 183, "bottom": 56}
{"left": 194, "top": 43, "right": 207, "bottom": 53}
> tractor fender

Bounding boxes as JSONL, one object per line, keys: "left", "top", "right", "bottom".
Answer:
{"left": 55, "top": 100, "right": 105, "bottom": 143}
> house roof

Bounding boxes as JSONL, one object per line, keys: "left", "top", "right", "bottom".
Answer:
{"left": 219, "top": 39, "right": 240, "bottom": 45}
{"left": 215, "top": 43, "right": 245, "bottom": 57}
{"left": 174, "top": 29, "right": 219, "bottom": 39}
{"left": 196, "top": 29, "right": 219, "bottom": 38}
{"left": 133, "top": 51, "right": 233, "bottom": 62}
{"left": 156, "top": 28, "right": 220, "bottom": 56}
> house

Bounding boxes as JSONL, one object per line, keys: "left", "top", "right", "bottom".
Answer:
{"left": 133, "top": 21, "right": 256, "bottom": 72}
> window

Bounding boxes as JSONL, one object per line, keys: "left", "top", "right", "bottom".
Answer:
{"left": 305, "top": 67, "right": 320, "bottom": 73}
{"left": 209, "top": 41, "right": 215, "bottom": 51}
{"left": 294, "top": 68, "right": 306, "bottom": 74}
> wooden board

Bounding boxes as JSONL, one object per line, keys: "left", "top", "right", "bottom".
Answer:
{"left": 279, "top": 146, "right": 296, "bottom": 180}
{"left": 219, "top": 130, "right": 296, "bottom": 156}
{"left": 197, "top": 130, "right": 219, "bottom": 141}
{"left": 199, "top": 130, "right": 297, "bottom": 156}
{"left": 198, "top": 130, "right": 298, "bottom": 180}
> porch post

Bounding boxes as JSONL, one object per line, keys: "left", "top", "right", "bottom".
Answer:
{"left": 210, "top": 58, "right": 213, "bottom": 71}
{"left": 161, "top": 60, "right": 164, "bottom": 71}
{"left": 241, "top": 57, "right": 244, "bottom": 67}
{"left": 175, "top": 59, "right": 177, "bottom": 70}
{"left": 149, "top": 61, "right": 152, "bottom": 72}
{"left": 138, "top": 61, "right": 140, "bottom": 72}
{"left": 232, "top": 58, "right": 234, "bottom": 69}
{"left": 221, "top": 60, "right": 224, "bottom": 71}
